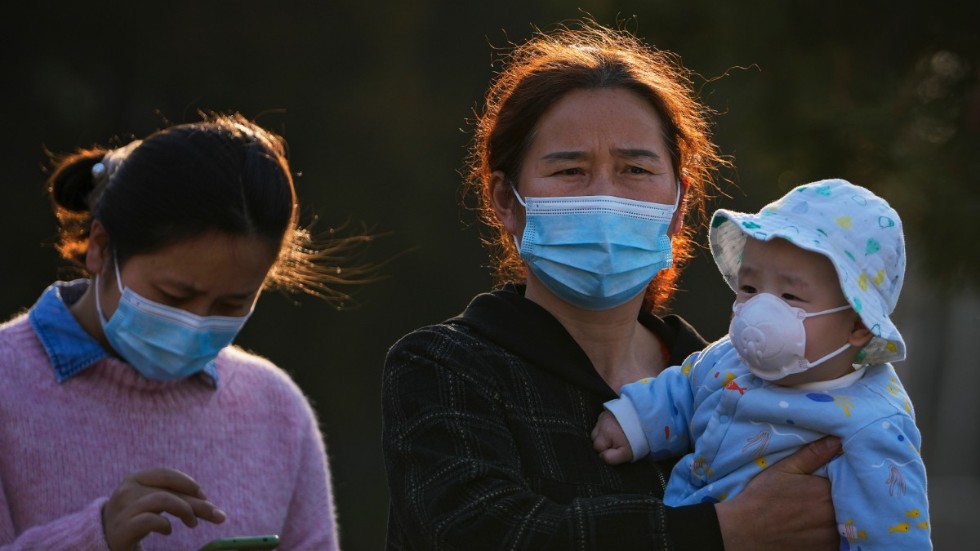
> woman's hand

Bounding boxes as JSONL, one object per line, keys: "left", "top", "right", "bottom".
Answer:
{"left": 102, "top": 467, "right": 226, "bottom": 551}
{"left": 715, "top": 436, "right": 840, "bottom": 551}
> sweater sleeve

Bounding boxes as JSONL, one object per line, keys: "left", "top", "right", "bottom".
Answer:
{"left": 0, "top": 496, "right": 111, "bottom": 551}
{"left": 381, "top": 327, "right": 722, "bottom": 551}
{"left": 276, "top": 386, "right": 339, "bottom": 551}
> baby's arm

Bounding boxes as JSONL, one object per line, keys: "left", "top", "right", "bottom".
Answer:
{"left": 830, "top": 413, "right": 931, "bottom": 550}
{"left": 592, "top": 358, "right": 701, "bottom": 465}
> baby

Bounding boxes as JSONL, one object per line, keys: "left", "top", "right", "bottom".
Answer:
{"left": 592, "top": 179, "right": 931, "bottom": 550}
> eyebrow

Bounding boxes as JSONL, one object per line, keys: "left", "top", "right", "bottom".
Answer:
{"left": 157, "top": 280, "right": 204, "bottom": 296}
{"left": 616, "top": 148, "right": 663, "bottom": 160}
{"left": 540, "top": 148, "right": 663, "bottom": 162}
{"left": 737, "top": 265, "right": 810, "bottom": 288}
{"left": 779, "top": 274, "right": 811, "bottom": 288}
{"left": 158, "top": 280, "right": 254, "bottom": 301}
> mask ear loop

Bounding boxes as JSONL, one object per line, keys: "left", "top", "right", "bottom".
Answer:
{"left": 509, "top": 181, "right": 527, "bottom": 251}
{"left": 802, "top": 303, "right": 858, "bottom": 369}
{"left": 95, "top": 249, "right": 125, "bottom": 326}
{"left": 802, "top": 304, "right": 852, "bottom": 318}
{"left": 111, "top": 250, "right": 125, "bottom": 293}
{"left": 806, "top": 342, "right": 853, "bottom": 369}
{"left": 669, "top": 179, "right": 682, "bottom": 213}
{"left": 94, "top": 274, "right": 109, "bottom": 326}
{"left": 510, "top": 181, "right": 527, "bottom": 208}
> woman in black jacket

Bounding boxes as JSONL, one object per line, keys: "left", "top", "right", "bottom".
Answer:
{"left": 382, "top": 19, "right": 839, "bottom": 551}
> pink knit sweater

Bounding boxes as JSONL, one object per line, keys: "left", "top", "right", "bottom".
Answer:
{"left": 0, "top": 312, "right": 338, "bottom": 550}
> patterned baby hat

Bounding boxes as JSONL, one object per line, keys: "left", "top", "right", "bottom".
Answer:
{"left": 709, "top": 178, "right": 906, "bottom": 365}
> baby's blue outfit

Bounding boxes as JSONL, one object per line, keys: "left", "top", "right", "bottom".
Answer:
{"left": 607, "top": 337, "right": 930, "bottom": 550}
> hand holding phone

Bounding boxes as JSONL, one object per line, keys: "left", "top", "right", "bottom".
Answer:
{"left": 103, "top": 468, "right": 226, "bottom": 551}
{"left": 197, "top": 534, "right": 280, "bottom": 550}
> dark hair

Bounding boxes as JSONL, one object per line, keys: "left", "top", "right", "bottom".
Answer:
{"left": 466, "top": 20, "right": 728, "bottom": 313}
{"left": 47, "top": 112, "right": 369, "bottom": 302}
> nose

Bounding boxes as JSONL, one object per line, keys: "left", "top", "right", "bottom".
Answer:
{"left": 183, "top": 301, "right": 213, "bottom": 318}
{"left": 590, "top": 165, "right": 617, "bottom": 196}
{"left": 174, "top": 296, "right": 230, "bottom": 318}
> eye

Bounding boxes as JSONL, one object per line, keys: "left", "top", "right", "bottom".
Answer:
{"left": 626, "top": 165, "right": 650, "bottom": 175}
{"left": 739, "top": 285, "right": 757, "bottom": 294}
{"left": 155, "top": 290, "right": 190, "bottom": 306}
{"left": 216, "top": 292, "right": 260, "bottom": 315}
{"left": 781, "top": 293, "right": 802, "bottom": 301}
{"left": 554, "top": 167, "right": 584, "bottom": 176}
{"left": 213, "top": 298, "right": 252, "bottom": 315}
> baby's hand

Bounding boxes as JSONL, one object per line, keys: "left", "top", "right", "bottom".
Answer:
{"left": 590, "top": 411, "right": 634, "bottom": 465}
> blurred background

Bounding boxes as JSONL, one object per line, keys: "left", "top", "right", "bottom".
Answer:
{"left": 3, "top": 1, "right": 977, "bottom": 548}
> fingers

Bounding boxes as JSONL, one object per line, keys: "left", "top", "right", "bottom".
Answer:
{"left": 134, "top": 468, "right": 227, "bottom": 523}
{"left": 591, "top": 411, "right": 618, "bottom": 441}
{"left": 773, "top": 436, "right": 842, "bottom": 475}
{"left": 592, "top": 428, "right": 611, "bottom": 452}
{"left": 718, "top": 468, "right": 836, "bottom": 550}
{"left": 134, "top": 491, "right": 198, "bottom": 529}
{"left": 599, "top": 446, "right": 632, "bottom": 465}
{"left": 589, "top": 411, "right": 610, "bottom": 440}
{"left": 132, "top": 467, "right": 208, "bottom": 499}
{"left": 722, "top": 438, "right": 839, "bottom": 550}
{"left": 592, "top": 411, "right": 635, "bottom": 465}
{"left": 192, "top": 498, "right": 228, "bottom": 525}
{"left": 130, "top": 490, "right": 226, "bottom": 528}
{"left": 103, "top": 467, "right": 227, "bottom": 551}
{"left": 122, "top": 511, "right": 175, "bottom": 537}
{"left": 114, "top": 467, "right": 226, "bottom": 525}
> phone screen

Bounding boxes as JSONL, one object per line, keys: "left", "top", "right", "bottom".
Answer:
{"left": 196, "top": 534, "right": 280, "bottom": 551}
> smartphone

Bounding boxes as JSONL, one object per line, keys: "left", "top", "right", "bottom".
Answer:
{"left": 197, "top": 534, "right": 280, "bottom": 551}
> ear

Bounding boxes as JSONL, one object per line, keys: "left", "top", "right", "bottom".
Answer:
{"left": 849, "top": 317, "right": 874, "bottom": 348}
{"left": 84, "top": 220, "right": 112, "bottom": 277}
{"left": 489, "top": 170, "right": 523, "bottom": 236}
{"left": 668, "top": 176, "right": 690, "bottom": 236}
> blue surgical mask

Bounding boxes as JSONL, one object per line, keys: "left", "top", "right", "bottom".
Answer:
{"left": 95, "top": 256, "right": 252, "bottom": 381}
{"left": 514, "top": 187, "right": 678, "bottom": 310}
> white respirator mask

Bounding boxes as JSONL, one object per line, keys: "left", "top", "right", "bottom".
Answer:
{"left": 729, "top": 293, "right": 853, "bottom": 381}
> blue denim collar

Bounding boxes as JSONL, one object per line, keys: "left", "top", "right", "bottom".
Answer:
{"left": 28, "top": 280, "right": 219, "bottom": 386}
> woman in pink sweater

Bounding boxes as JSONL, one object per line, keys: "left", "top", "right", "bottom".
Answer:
{"left": 0, "top": 113, "right": 349, "bottom": 550}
